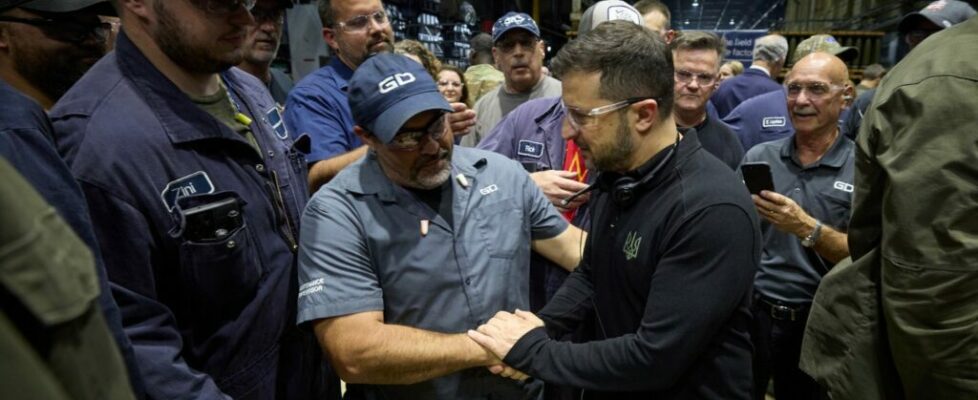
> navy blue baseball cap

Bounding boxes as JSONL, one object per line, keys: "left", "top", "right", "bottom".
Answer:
{"left": 348, "top": 54, "right": 453, "bottom": 144}
{"left": 492, "top": 12, "right": 540, "bottom": 42}
{"left": 0, "top": 0, "right": 109, "bottom": 12}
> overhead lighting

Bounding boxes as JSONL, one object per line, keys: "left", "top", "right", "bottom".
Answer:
{"left": 684, "top": 20, "right": 690, "bottom": 25}
{"left": 692, "top": 1, "right": 699, "bottom": 7}
{"left": 729, "top": 18, "right": 735, "bottom": 26}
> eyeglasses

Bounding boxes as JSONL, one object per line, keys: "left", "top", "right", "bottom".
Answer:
{"left": 784, "top": 82, "right": 844, "bottom": 100}
{"left": 335, "top": 10, "right": 389, "bottom": 33}
{"left": 188, "top": 0, "right": 256, "bottom": 16}
{"left": 675, "top": 69, "right": 718, "bottom": 86}
{"left": 388, "top": 113, "right": 447, "bottom": 151}
{"left": 494, "top": 36, "right": 539, "bottom": 53}
{"left": 0, "top": 16, "right": 110, "bottom": 44}
{"left": 562, "top": 97, "right": 654, "bottom": 130}
{"left": 437, "top": 80, "right": 463, "bottom": 88}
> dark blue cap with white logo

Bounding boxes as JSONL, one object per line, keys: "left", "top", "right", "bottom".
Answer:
{"left": 347, "top": 54, "right": 453, "bottom": 144}
{"left": 492, "top": 12, "right": 540, "bottom": 42}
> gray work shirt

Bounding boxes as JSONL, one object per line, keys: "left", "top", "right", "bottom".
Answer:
{"left": 296, "top": 146, "right": 568, "bottom": 399}
{"left": 742, "top": 133, "right": 854, "bottom": 304}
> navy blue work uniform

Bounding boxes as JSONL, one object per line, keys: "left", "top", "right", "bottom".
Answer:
{"left": 50, "top": 33, "right": 329, "bottom": 400}
{"left": 712, "top": 67, "right": 783, "bottom": 119}
{"left": 0, "top": 80, "right": 145, "bottom": 397}
{"left": 722, "top": 90, "right": 793, "bottom": 152}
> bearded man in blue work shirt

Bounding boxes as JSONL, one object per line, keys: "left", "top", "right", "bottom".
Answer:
{"left": 468, "top": 21, "right": 759, "bottom": 399}
{"left": 296, "top": 53, "right": 586, "bottom": 399}
{"left": 50, "top": 1, "right": 332, "bottom": 399}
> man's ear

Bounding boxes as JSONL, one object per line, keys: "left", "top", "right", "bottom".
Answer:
{"left": 323, "top": 26, "right": 339, "bottom": 51}
{"left": 633, "top": 99, "right": 660, "bottom": 133}
{"left": 354, "top": 125, "right": 380, "bottom": 147}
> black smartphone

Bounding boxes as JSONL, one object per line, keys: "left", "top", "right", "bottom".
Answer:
{"left": 182, "top": 197, "right": 243, "bottom": 242}
{"left": 741, "top": 162, "right": 775, "bottom": 195}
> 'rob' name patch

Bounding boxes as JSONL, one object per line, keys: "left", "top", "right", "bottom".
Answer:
{"left": 517, "top": 140, "right": 544, "bottom": 158}
{"left": 161, "top": 171, "right": 215, "bottom": 211}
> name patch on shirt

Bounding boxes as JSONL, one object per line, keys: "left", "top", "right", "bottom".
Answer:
{"left": 762, "top": 117, "right": 787, "bottom": 128}
{"left": 517, "top": 140, "right": 544, "bottom": 158}
{"left": 161, "top": 171, "right": 215, "bottom": 211}
{"left": 266, "top": 107, "right": 289, "bottom": 140}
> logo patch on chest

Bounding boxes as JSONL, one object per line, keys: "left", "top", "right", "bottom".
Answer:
{"left": 762, "top": 117, "right": 787, "bottom": 128}
{"left": 266, "top": 107, "right": 289, "bottom": 140}
{"left": 517, "top": 140, "right": 544, "bottom": 158}
{"left": 161, "top": 171, "right": 215, "bottom": 211}
{"left": 623, "top": 231, "right": 642, "bottom": 260}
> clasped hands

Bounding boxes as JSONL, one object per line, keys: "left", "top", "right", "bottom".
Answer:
{"left": 468, "top": 309, "right": 545, "bottom": 382}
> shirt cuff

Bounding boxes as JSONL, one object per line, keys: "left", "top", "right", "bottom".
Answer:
{"left": 502, "top": 326, "right": 550, "bottom": 371}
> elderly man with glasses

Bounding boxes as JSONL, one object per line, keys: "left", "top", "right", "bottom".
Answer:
{"left": 670, "top": 30, "right": 743, "bottom": 170}
{"left": 286, "top": 0, "right": 475, "bottom": 193}
{"left": 296, "top": 53, "right": 585, "bottom": 399}
{"left": 739, "top": 52, "right": 854, "bottom": 400}
{"left": 49, "top": 0, "right": 336, "bottom": 399}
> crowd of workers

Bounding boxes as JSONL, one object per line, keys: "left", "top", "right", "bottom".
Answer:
{"left": 1, "top": 0, "right": 976, "bottom": 399}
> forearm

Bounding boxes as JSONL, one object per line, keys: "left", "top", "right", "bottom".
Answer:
{"left": 532, "top": 226, "right": 586, "bottom": 272}
{"left": 813, "top": 225, "right": 849, "bottom": 264}
{"left": 319, "top": 319, "right": 494, "bottom": 385}
{"left": 307, "top": 146, "right": 367, "bottom": 192}
{"left": 793, "top": 216, "right": 849, "bottom": 264}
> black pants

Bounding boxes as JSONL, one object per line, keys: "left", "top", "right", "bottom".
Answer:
{"left": 750, "top": 299, "right": 827, "bottom": 400}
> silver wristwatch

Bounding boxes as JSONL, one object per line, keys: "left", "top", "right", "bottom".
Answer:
{"left": 801, "top": 220, "right": 822, "bottom": 248}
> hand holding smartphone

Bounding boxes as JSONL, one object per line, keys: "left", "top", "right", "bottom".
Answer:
{"left": 741, "top": 162, "right": 775, "bottom": 195}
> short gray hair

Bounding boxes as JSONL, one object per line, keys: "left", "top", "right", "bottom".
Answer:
{"left": 551, "top": 20, "right": 674, "bottom": 118}
{"left": 318, "top": 0, "right": 336, "bottom": 27}
{"left": 752, "top": 34, "right": 788, "bottom": 63}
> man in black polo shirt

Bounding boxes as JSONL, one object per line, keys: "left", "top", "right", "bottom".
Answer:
{"left": 741, "top": 52, "right": 854, "bottom": 400}
{"left": 670, "top": 30, "right": 743, "bottom": 170}
{"left": 467, "top": 21, "right": 759, "bottom": 399}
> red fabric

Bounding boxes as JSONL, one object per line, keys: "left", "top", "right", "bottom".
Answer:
{"left": 561, "top": 140, "right": 588, "bottom": 221}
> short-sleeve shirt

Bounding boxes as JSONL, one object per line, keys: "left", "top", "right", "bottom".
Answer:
{"left": 742, "top": 133, "right": 855, "bottom": 303}
{"left": 463, "top": 76, "right": 562, "bottom": 147}
{"left": 296, "top": 146, "right": 568, "bottom": 399}
{"left": 284, "top": 58, "right": 359, "bottom": 163}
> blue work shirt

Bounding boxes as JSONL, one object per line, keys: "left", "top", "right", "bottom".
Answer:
{"left": 0, "top": 80, "right": 145, "bottom": 398}
{"left": 712, "top": 67, "right": 784, "bottom": 119}
{"left": 478, "top": 96, "right": 592, "bottom": 308}
{"left": 284, "top": 57, "right": 359, "bottom": 163}
{"left": 50, "top": 33, "right": 328, "bottom": 400}
{"left": 297, "top": 147, "right": 568, "bottom": 400}
{"left": 742, "top": 133, "right": 855, "bottom": 304}
{"left": 722, "top": 90, "right": 794, "bottom": 152}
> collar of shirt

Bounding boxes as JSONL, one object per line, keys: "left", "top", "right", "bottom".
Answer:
{"left": 114, "top": 32, "right": 256, "bottom": 146}
{"left": 749, "top": 65, "right": 772, "bottom": 77}
{"left": 329, "top": 57, "right": 356, "bottom": 93}
{"left": 340, "top": 148, "right": 486, "bottom": 201}
{"left": 780, "top": 130, "right": 851, "bottom": 169}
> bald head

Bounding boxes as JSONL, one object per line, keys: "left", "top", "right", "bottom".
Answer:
{"left": 784, "top": 52, "right": 851, "bottom": 138}
{"left": 787, "top": 52, "right": 849, "bottom": 85}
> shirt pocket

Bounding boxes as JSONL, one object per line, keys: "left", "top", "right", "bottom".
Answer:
{"left": 473, "top": 201, "right": 525, "bottom": 259}
{"left": 815, "top": 188, "right": 852, "bottom": 231}
{"left": 171, "top": 192, "right": 263, "bottom": 328}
